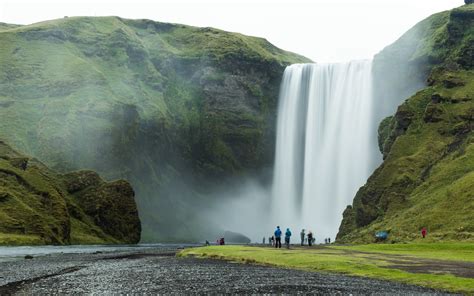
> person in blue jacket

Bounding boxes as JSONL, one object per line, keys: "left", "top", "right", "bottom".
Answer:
{"left": 285, "top": 228, "right": 292, "bottom": 249}
{"left": 274, "top": 226, "right": 282, "bottom": 248}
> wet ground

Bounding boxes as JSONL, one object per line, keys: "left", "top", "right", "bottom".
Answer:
{"left": 0, "top": 246, "right": 453, "bottom": 295}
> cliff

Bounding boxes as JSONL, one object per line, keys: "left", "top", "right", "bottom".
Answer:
{"left": 337, "top": 4, "right": 474, "bottom": 243}
{"left": 0, "top": 140, "right": 140, "bottom": 245}
{"left": 0, "top": 17, "right": 310, "bottom": 241}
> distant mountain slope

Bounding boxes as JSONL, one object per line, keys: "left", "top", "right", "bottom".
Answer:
{"left": 0, "top": 140, "right": 140, "bottom": 245}
{"left": 0, "top": 23, "right": 21, "bottom": 31}
{"left": 337, "top": 4, "right": 474, "bottom": 243}
{"left": 0, "top": 16, "right": 310, "bottom": 241}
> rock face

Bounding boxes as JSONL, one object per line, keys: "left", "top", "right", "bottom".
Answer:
{"left": 0, "top": 140, "right": 141, "bottom": 245}
{"left": 337, "top": 5, "right": 474, "bottom": 243}
{"left": 0, "top": 17, "right": 310, "bottom": 241}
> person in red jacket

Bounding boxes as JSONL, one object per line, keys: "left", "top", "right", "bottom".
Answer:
{"left": 421, "top": 227, "right": 427, "bottom": 238}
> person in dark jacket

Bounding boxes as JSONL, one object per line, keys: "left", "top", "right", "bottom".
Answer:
{"left": 300, "top": 229, "right": 305, "bottom": 246}
{"left": 274, "top": 226, "right": 282, "bottom": 248}
{"left": 307, "top": 231, "right": 313, "bottom": 246}
{"left": 285, "top": 228, "right": 292, "bottom": 249}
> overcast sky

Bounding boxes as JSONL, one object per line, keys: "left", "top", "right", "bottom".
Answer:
{"left": 0, "top": 0, "right": 464, "bottom": 62}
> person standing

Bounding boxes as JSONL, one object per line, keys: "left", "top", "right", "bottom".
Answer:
{"left": 300, "top": 229, "right": 305, "bottom": 246}
{"left": 307, "top": 231, "right": 313, "bottom": 246}
{"left": 274, "top": 226, "right": 282, "bottom": 248}
{"left": 285, "top": 228, "right": 292, "bottom": 249}
{"left": 421, "top": 227, "right": 427, "bottom": 238}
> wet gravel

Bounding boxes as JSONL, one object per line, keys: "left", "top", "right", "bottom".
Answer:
{"left": 0, "top": 247, "right": 453, "bottom": 295}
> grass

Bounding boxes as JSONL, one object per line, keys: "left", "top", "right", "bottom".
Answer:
{"left": 179, "top": 244, "right": 474, "bottom": 294}
{"left": 0, "top": 233, "right": 43, "bottom": 245}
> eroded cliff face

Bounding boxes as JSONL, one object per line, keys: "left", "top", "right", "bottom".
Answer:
{"left": 0, "top": 141, "right": 140, "bottom": 245}
{"left": 0, "top": 17, "right": 310, "bottom": 241}
{"left": 337, "top": 5, "right": 474, "bottom": 243}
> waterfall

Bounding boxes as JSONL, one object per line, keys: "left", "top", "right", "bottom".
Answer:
{"left": 271, "top": 60, "right": 380, "bottom": 241}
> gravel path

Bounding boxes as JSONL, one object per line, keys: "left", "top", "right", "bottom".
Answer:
{"left": 0, "top": 247, "right": 452, "bottom": 295}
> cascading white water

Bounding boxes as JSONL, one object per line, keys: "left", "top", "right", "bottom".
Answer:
{"left": 271, "top": 60, "right": 380, "bottom": 241}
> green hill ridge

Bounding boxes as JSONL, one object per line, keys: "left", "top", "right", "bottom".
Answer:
{"left": 0, "top": 16, "right": 309, "bottom": 241}
{"left": 0, "top": 140, "right": 140, "bottom": 245}
{"left": 337, "top": 4, "right": 474, "bottom": 243}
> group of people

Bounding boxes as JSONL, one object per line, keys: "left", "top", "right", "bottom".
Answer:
{"left": 265, "top": 226, "right": 318, "bottom": 249}
{"left": 300, "top": 229, "right": 315, "bottom": 246}
{"left": 266, "top": 226, "right": 292, "bottom": 248}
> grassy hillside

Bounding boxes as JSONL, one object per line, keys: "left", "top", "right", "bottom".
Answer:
{"left": 0, "top": 140, "right": 140, "bottom": 245}
{"left": 337, "top": 4, "right": 474, "bottom": 243}
{"left": 0, "top": 17, "right": 310, "bottom": 241}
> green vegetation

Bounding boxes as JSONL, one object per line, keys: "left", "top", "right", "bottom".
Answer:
{"left": 180, "top": 244, "right": 474, "bottom": 293}
{"left": 0, "top": 140, "right": 140, "bottom": 245}
{"left": 0, "top": 16, "right": 309, "bottom": 241}
{"left": 338, "top": 4, "right": 474, "bottom": 243}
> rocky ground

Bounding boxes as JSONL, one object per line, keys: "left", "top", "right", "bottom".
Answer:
{"left": 0, "top": 246, "right": 453, "bottom": 295}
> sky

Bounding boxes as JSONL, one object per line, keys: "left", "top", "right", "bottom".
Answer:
{"left": 0, "top": 0, "right": 464, "bottom": 62}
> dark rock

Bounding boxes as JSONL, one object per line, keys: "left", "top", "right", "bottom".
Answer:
{"left": 64, "top": 171, "right": 102, "bottom": 193}
{"left": 8, "top": 157, "right": 28, "bottom": 170}
{"left": 431, "top": 93, "right": 444, "bottom": 104}
{"left": 423, "top": 104, "right": 444, "bottom": 122}
{"left": 24, "top": 255, "right": 33, "bottom": 260}
{"left": 72, "top": 179, "right": 141, "bottom": 244}
{"left": 394, "top": 106, "right": 414, "bottom": 130}
{"left": 442, "top": 77, "right": 464, "bottom": 88}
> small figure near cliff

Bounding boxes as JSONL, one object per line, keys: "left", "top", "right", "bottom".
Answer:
{"left": 262, "top": 237, "right": 265, "bottom": 244}
{"left": 300, "top": 229, "right": 305, "bottom": 246}
{"left": 421, "top": 227, "right": 427, "bottom": 238}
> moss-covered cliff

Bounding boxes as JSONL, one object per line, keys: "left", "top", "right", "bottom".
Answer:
{"left": 337, "top": 4, "right": 474, "bottom": 243}
{"left": 0, "top": 17, "right": 310, "bottom": 241}
{"left": 0, "top": 140, "right": 140, "bottom": 245}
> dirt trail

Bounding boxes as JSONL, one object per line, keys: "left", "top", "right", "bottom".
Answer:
{"left": 307, "top": 245, "right": 474, "bottom": 279}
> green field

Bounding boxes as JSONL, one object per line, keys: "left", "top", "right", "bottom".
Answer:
{"left": 179, "top": 243, "right": 474, "bottom": 294}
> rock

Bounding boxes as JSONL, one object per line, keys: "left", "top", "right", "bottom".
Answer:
{"left": 64, "top": 171, "right": 102, "bottom": 193}
{"left": 8, "top": 157, "right": 28, "bottom": 170}
{"left": 442, "top": 77, "right": 464, "bottom": 88}
{"left": 71, "top": 178, "right": 141, "bottom": 244}
{"left": 431, "top": 93, "right": 444, "bottom": 104}
{"left": 0, "top": 141, "right": 141, "bottom": 245}
{"left": 423, "top": 104, "right": 444, "bottom": 123}
{"left": 24, "top": 255, "right": 33, "bottom": 259}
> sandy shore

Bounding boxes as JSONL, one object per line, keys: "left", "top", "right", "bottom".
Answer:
{"left": 0, "top": 246, "right": 450, "bottom": 294}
